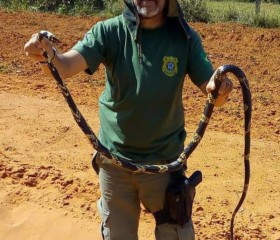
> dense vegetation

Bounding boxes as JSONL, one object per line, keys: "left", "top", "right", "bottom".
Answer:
{"left": 0, "top": 0, "right": 279, "bottom": 27}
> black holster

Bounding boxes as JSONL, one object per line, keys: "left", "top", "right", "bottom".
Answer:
{"left": 153, "top": 170, "right": 202, "bottom": 226}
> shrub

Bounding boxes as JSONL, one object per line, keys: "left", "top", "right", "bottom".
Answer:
{"left": 0, "top": 0, "right": 105, "bottom": 13}
{"left": 179, "top": 0, "right": 211, "bottom": 23}
{"left": 223, "top": 5, "right": 240, "bottom": 22}
{"left": 245, "top": 11, "right": 280, "bottom": 27}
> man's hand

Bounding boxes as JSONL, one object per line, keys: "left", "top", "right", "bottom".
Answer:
{"left": 24, "top": 32, "right": 55, "bottom": 63}
{"left": 206, "top": 72, "right": 233, "bottom": 107}
{"left": 24, "top": 31, "right": 87, "bottom": 79}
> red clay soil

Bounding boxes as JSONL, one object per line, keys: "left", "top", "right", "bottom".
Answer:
{"left": 0, "top": 10, "right": 279, "bottom": 240}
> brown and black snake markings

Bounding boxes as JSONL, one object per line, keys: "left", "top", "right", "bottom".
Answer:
{"left": 38, "top": 31, "right": 252, "bottom": 240}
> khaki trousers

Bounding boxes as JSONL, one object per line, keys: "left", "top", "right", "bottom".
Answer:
{"left": 95, "top": 153, "right": 195, "bottom": 240}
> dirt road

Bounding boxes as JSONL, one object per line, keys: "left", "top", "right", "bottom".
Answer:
{"left": 0, "top": 10, "right": 279, "bottom": 239}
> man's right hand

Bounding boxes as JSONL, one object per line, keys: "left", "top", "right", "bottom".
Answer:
{"left": 24, "top": 32, "right": 55, "bottom": 63}
{"left": 24, "top": 31, "right": 88, "bottom": 80}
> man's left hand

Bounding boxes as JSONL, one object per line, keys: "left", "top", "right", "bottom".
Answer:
{"left": 206, "top": 73, "right": 233, "bottom": 107}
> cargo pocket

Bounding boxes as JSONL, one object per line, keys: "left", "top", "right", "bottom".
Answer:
{"left": 155, "top": 221, "right": 195, "bottom": 240}
{"left": 177, "top": 220, "right": 195, "bottom": 240}
{"left": 97, "top": 198, "right": 111, "bottom": 240}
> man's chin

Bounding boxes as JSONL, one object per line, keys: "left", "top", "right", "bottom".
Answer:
{"left": 137, "top": 7, "right": 160, "bottom": 18}
{"left": 139, "top": 14, "right": 158, "bottom": 19}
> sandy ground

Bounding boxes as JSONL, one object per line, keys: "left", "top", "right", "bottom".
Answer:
{"left": 0, "top": 10, "right": 279, "bottom": 240}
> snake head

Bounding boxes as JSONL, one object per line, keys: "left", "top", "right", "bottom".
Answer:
{"left": 38, "top": 30, "right": 61, "bottom": 44}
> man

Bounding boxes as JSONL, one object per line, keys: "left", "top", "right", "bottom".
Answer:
{"left": 24, "top": 0, "right": 233, "bottom": 239}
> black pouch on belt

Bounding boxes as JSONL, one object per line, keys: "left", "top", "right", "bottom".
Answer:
{"left": 153, "top": 169, "right": 202, "bottom": 226}
{"left": 167, "top": 170, "right": 202, "bottom": 225}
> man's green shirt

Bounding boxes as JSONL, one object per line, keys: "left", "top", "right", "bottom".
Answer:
{"left": 73, "top": 16, "right": 213, "bottom": 164}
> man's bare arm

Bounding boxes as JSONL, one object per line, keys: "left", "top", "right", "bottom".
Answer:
{"left": 24, "top": 33, "right": 88, "bottom": 79}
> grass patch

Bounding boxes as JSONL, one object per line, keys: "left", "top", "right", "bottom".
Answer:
{"left": 206, "top": 1, "right": 280, "bottom": 27}
{"left": 0, "top": 65, "right": 10, "bottom": 74}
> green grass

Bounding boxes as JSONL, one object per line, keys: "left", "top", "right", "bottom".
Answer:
{"left": 206, "top": 1, "right": 280, "bottom": 27}
{"left": 0, "top": 65, "right": 10, "bottom": 74}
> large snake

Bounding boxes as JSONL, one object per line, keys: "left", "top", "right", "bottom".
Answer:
{"left": 38, "top": 31, "right": 251, "bottom": 239}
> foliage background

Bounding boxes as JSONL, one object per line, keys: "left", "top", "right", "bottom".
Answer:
{"left": 0, "top": 0, "right": 279, "bottom": 27}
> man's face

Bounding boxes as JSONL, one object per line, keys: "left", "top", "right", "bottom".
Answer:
{"left": 134, "top": 0, "right": 167, "bottom": 18}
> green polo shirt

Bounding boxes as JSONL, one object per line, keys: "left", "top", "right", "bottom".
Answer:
{"left": 73, "top": 16, "right": 213, "bottom": 164}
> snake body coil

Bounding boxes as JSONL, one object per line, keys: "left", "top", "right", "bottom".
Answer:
{"left": 38, "top": 31, "right": 251, "bottom": 240}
